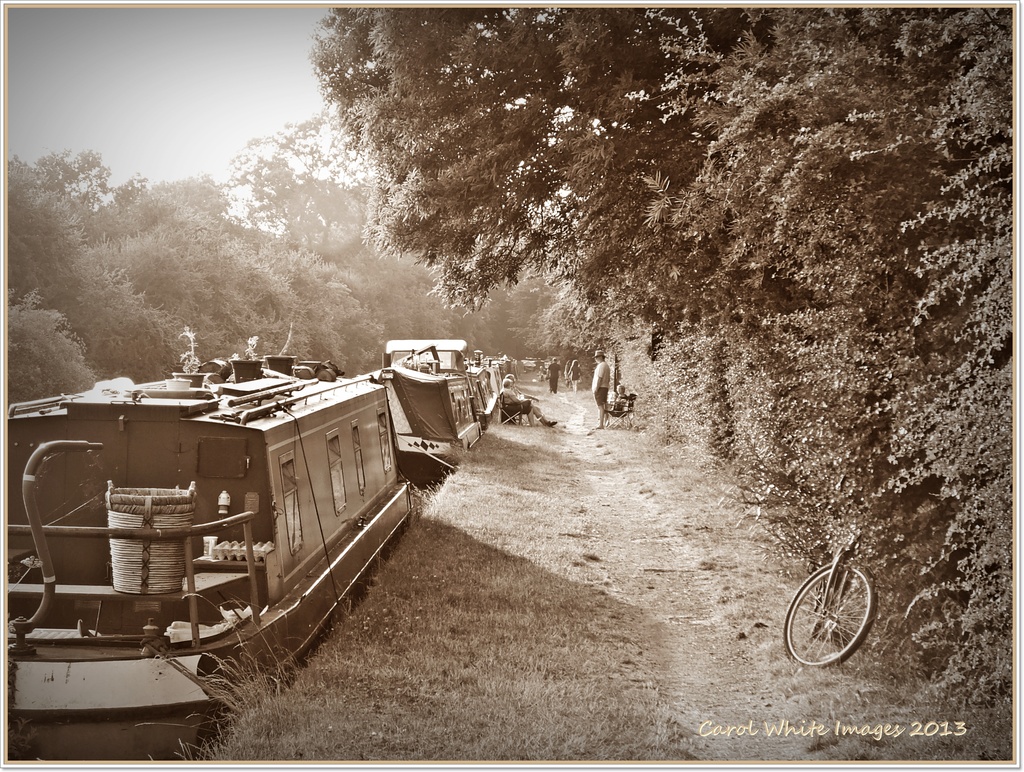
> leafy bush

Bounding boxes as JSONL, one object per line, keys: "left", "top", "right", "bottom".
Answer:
{"left": 8, "top": 292, "right": 96, "bottom": 402}
{"left": 631, "top": 9, "right": 1011, "bottom": 699}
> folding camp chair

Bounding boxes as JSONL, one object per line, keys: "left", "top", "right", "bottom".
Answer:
{"left": 605, "top": 394, "right": 636, "bottom": 429}
{"left": 500, "top": 394, "right": 526, "bottom": 425}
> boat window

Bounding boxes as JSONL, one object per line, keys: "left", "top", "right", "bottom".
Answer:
{"left": 352, "top": 423, "right": 366, "bottom": 496}
{"left": 377, "top": 410, "right": 393, "bottom": 473}
{"left": 326, "top": 431, "right": 347, "bottom": 516}
{"left": 279, "top": 453, "right": 303, "bottom": 553}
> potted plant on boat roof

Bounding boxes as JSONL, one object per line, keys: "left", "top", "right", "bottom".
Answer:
{"left": 264, "top": 324, "right": 297, "bottom": 375}
{"left": 230, "top": 336, "right": 264, "bottom": 383}
{"left": 171, "top": 327, "right": 206, "bottom": 388}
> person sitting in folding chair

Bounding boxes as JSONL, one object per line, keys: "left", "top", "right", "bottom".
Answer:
{"left": 501, "top": 377, "right": 557, "bottom": 427}
{"left": 499, "top": 385, "right": 527, "bottom": 424}
{"left": 508, "top": 375, "right": 558, "bottom": 426}
{"left": 605, "top": 384, "right": 637, "bottom": 429}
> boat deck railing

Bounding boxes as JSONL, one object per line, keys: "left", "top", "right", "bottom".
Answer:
{"left": 8, "top": 511, "right": 262, "bottom": 650}
{"left": 212, "top": 373, "right": 376, "bottom": 425}
{"left": 8, "top": 372, "right": 379, "bottom": 424}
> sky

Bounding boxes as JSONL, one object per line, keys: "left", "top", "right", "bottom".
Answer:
{"left": 4, "top": 3, "right": 332, "bottom": 186}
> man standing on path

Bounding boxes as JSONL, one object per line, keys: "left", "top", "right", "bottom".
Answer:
{"left": 548, "top": 358, "right": 560, "bottom": 393}
{"left": 592, "top": 349, "right": 611, "bottom": 429}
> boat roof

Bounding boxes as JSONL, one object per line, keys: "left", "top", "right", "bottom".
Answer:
{"left": 385, "top": 339, "right": 469, "bottom": 354}
{"left": 9, "top": 375, "right": 382, "bottom": 432}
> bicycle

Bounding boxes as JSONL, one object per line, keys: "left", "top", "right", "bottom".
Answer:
{"left": 783, "top": 540, "right": 877, "bottom": 666}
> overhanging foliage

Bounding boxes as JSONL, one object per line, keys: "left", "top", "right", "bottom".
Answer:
{"left": 313, "top": 7, "right": 1013, "bottom": 697}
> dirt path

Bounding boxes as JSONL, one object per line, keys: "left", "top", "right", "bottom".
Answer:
{"left": 513, "top": 386, "right": 861, "bottom": 762}
{"left": 444, "top": 383, "right": 1011, "bottom": 763}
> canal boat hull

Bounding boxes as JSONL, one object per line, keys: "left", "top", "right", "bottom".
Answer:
{"left": 6, "top": 372, "right": 413, "bottom": 760}
{"left": 9, "top": 485, "right": 410, "bottom": 760}
{"left": 375, "top": 365, "right": 481, "bottom": 486}
{"left": 377, "top": 339, "right": 486, "bottom": 486}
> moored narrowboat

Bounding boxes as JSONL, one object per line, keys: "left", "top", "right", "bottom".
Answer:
{"left": 375, "top": 340, "right": 484, "bottom": 486}
{"left": 6, "top": 371, "right": 412, "bottom": 760}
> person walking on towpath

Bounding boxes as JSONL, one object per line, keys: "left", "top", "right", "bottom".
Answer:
{"left": 548, "top": 358, "right": 561, "bottom": 394}
{"left": 591, "top": 349, "right": 611, "bottom": 429}
{"left": 565, "top": 359, "right": 581, "bottom": 393}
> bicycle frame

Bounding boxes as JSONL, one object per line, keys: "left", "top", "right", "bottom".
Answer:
{"left": 816, "top": 548, "right": 854, "bottom": 640}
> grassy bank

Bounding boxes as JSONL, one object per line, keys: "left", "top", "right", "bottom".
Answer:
{"left": 200, "top": 393, "right": 1014, "bottom": 763}
{"left": 202, "top": 428, "right": 686, "bottom": 761}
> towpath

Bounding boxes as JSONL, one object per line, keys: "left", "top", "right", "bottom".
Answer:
{"left": 503, "top": 385, "right": 817, "bottom": 761}
{"left": 465, "top": 383, "right": 997, "bottom": 763}
{"left": 208, "top": 382, "right": 1009, "bottom": 763}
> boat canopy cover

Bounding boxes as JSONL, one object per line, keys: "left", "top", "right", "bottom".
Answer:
{"left": 381, "top": 367, "right": 460, "bottom": 442}
{"left": 385, "top": 339, "right": 469, "bottom": 371}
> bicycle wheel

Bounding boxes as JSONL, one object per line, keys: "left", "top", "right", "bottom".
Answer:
{"left": 784, "top": 563, "right": 877, "bottom": 666}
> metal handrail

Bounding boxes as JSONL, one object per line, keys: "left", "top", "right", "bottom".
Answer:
{"left": 223, "top": 372, "right": 375, "bottom": 410}
{"left": 9, "top": 514, "right": 263, "bottom": 648}
{"left": 224, "top": 379, "right": 317, "bottom": 408}
{"left": 7, "top": 394, "right": 75, "bottom": 417}
{"left": 17, "top": 441, "right": 102, "bottom": 633}
{"left": 7, "top": 510, "right": 257, "bottom": 541}
{"left": 232, "top": 374, "right": 376, "bottom": 425}
{"left": 11, "top": 440, "right": 262, "bottom": 651}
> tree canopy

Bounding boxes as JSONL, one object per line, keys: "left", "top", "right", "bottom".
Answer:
{"left": 313, "top": 7, "right": 1014, "bottom": 697}
{"left": 227, "top": 113, "right": 370, "bottom": 252}
{"left": 313, "top": 8, "right": 719, "bottom": 308}
{"left": 7, "top": 144, "right": 562, "bottom": 401}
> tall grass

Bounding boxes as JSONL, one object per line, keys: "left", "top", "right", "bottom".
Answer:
{"left": 203, "top": 522, "right": 688, "bottom": 760}
{"left": 202, "top": 429, "right": 690, "bottom": 761}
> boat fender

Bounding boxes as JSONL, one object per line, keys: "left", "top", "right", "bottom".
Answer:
{"left": 316, "top": 360, "right": 344, "bottom": 381}
{"left": 199, "top": 358, "right": 232, "bottom": 382}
